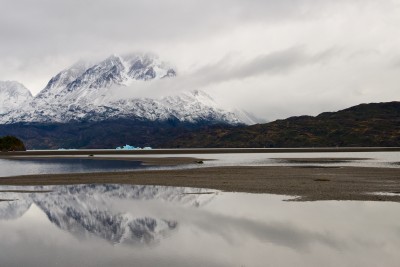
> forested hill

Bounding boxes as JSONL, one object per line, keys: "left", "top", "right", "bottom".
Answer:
{"left": 0, "top": 136, "right": 26, "bottom": 151}
{"left": 166, "top": 101, "right": 400, "bottom": 148}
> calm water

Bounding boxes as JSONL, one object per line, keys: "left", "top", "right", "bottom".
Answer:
{"left": 0, "top": 158, "right": 142, "bottom": 177}
{"left": 1, "top": 184, "right": 400, "bottom": 266}
{"left": 0, "top": 151, "right": 399, "bottom": 177}
{"left": 99, "top": 151, "right": 400, "bottom": 169}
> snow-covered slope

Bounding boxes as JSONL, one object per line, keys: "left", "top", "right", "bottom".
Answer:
{"left": 0, "top": 81, "right": 32, "bottom": 114}
{"left": 0, "top": 54, "right": 245, "bottom": 125}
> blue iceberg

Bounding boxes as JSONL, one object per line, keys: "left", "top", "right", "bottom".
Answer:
{"left": 116, "top": 145, "right": 153, "bottom": 150}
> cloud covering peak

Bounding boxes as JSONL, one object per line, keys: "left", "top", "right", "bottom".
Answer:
{"left": 1, "top": 0, "right": 399, "bottom": 120}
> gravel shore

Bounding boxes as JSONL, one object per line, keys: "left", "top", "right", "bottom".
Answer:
{"left": 1, "top": 165, "right": 400, "bottom": 202}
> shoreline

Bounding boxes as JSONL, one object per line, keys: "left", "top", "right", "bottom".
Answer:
{"left": 1, "top": 165, "right": 400, "bottom": 202}
{"left": 1, "top": 147, "right": 400, "bottom": 157}
{"left": 0, "top": 155, "right": 206, "bottom": 166}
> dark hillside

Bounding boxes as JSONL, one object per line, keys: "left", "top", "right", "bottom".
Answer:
{"left": 166, "top": 101, "right": 400, "bottom": 148}
{"left": 0, "top": 135, "right": 26, "bottom": 151}
{"left": 1, "top": 102, "right": 399, "bottom": 149}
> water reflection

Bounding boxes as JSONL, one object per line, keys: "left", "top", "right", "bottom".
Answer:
{"left": 1, "top": 185, "right": 400, "bottom": 267}
{"left": 0, "top": 185, "right": 217, "bottom": 246}
{"left": 0, "top": 158, "right": 143, "bottom": 177}
{"left": 1, "top": 151, "right": 400, "bottom": 178}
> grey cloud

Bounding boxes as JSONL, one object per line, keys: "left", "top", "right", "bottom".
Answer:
{"left": 389, "top": 56, "right": 400, "bottom": 69}
{"left": 0, "top": 0, "right": 399, "bottom": 120}
{"left": 0, "top": 0, "right": 367, "bottom": 58}
{"left": 193, "top": 46, "right": 340, "bottom": 85}
{"left": 113, "top": 46, "right": 339, "bottom": 99}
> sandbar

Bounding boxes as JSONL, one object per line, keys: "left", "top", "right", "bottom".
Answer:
{"left": 1, "top": 165, "right": 400, "bottom": 202}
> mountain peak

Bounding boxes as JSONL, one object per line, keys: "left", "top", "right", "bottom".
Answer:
{"left": 37, "top": 61, "right": 91, "bottom": 100}
{"left": 0, "top": 81, "right": 32, "bottom": 114}
{"left": 0, "top": 81, "right": 32, "bottom": 95}
{"left": 0, "top": 54, "right": 244, "bottom": 125}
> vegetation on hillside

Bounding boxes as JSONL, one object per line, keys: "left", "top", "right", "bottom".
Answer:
{"left": 167, "top": 102, "right": 400, "bottom": 147}
{"left": 0, "top": 135, "right": 26, "bottom": 151}
{"left": 0, "top": 101, "right": 399, "bottom": 149}
{"left": 0, "top": 119, "right": 227, "bottom": 149}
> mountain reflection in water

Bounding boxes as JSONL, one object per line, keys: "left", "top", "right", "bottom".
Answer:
{"left": 1, "top": 184, "right": 400, "bottom": 267}
{"left": 0, "top": 184, "right": 217, "bottom": 245}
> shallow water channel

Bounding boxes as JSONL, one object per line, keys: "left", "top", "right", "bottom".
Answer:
{"left": 0, "top": 184, "right": 400, "bottom": 266}
{"left": 1, "top": 151, "right": 400, "bottom": 177}
{"left": 0, "top": 158, "right": 143, "bottom": 177}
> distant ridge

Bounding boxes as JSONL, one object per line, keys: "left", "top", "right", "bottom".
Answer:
{"left": 0, "top": 101, "right": 398, "bottom": 149}
{"left": 165, "top": 101, "right": 400, "bottom": 148}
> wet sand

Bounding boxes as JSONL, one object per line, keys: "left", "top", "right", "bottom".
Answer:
{"left": 1, "top": 165, "right": 400, "bottom": 202}
{"left": 275, "top": 158, "right": 371, "bottom": 164}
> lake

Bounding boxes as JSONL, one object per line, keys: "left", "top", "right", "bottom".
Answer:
{"left": 0, "top": 158, "right": 143, "bottom": 177}
{"left": 0, "top": 184, "right": 400, "bottom": 266}
{"left": 115, "top": 150, "right": 400, "bottom": 169}
{"left": 0, "top": 150, "right": 399, "bottom": 177}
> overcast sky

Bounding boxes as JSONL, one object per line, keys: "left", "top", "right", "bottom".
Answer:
{"left": 1, "top": 0, "right": 400, "bottom": 121}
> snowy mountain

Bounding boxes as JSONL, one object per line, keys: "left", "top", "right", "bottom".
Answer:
{"left": 0, "top": 54, "right": 246, "bottom": 125}
{"left": 0, "top": 81, "right": 32, "bottom": 114}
